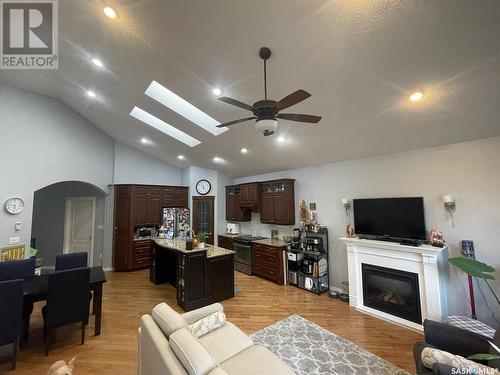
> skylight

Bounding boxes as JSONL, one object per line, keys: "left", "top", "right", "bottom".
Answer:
{"left": 130, "top": 107, "right": 201, "bottom": 147}
{"left": 145, "top": 81, "right": 228, "bottom": 136}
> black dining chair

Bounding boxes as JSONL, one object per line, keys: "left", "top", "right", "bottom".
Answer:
{"left": 55, "top": 252, "right": 88, "bottom": 271}
{"left": 0, "top": 258, "right": 36, "bottom": 348}
{"left": 43, "top": 267, "right": 91, "bottom": 356}
{"left": 0, "top": 258, "right": 36, "bottom": 281}
{"left": 0, "top": 279, "right": 24, "bottom": 370}
{"left": 55, "top": 252, "right": 93, "bottom": 314}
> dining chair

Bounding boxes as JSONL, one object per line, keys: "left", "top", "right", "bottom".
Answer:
{"left": 43, "top": 267, "right": 91, "bottom": 356}
{"left": 55, "top": 252, "right": 93, "bottom": 315}
{"left": 0, "top": 279, "right": 24, "bottom": 370}
{"left": 0, "top": 258, "right": 36, "bottom": 348}
{"left": 0, "top": 258, "right": 36, "bottom": 281}
{"left": 55, "top": 252, "right": 88, "bottom": 271}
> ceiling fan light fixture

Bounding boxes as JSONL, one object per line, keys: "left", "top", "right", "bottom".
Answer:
{"left": 255, "top": 118, "right": 277, "bottom": 136}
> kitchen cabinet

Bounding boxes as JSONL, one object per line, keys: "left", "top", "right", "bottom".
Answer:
{"left": 226, "top": 186, "right": 251, "bottom": 222}
{"left": 113, "top": 184, "right": 189, "bottom": 271}
{"left": 162, "top": 186, "right": 188, "bottom": 208}
{"left": 239, "top": 183, "right": 260, "bottom": 208}
{"left": 217, "top": 235, "right": 234, "bottom": 250}
{"left": 259, "top": 179, "right": 295, "bottom": 225}
{"left": 252, "top": 243, "right": 285, "bottom": 285}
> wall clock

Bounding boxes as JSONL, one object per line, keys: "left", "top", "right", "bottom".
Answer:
{"left": 196, "top": 179, "right": 211, "bottom": 195}
{"left": 4, "top": 197, "right": 24, "bottom": 215}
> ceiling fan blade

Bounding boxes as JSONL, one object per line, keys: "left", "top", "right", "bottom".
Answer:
{"left": 277, "top": 89, "right": 311, "bottom": 110}
{"left": 216, "top": 117, "right": 256, "bottom": 128}
{"left": 277, "top": 113, "right": 322, "bottom": 123}
{"left": 218, "top": 97, "right": 253, "bottom": 111}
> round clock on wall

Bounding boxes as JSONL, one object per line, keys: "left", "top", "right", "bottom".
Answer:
{"left": 196, "top": 179, "right": 211, "bottom": 195}
{"left": 4, "top": 197, "right": 24, "bottom": 215}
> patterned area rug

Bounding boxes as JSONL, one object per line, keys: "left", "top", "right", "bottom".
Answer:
{"left": 250, "top": 315, "right": 411, "bottom": 375}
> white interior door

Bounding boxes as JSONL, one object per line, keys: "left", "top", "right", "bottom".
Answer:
{"left": 63, "top": 197, "right": 96, "bottom": 266}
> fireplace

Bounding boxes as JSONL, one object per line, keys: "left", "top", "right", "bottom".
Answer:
{"left": 362, "top": 263, "right": 422, "bottom": 324}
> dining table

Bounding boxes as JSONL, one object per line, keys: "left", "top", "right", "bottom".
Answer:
{"left": 22, "top": 266, "right": 107, "bottom": 343}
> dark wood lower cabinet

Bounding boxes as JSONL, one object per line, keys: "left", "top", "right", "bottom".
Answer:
{"left": 177, "top": 252, "right": 234, "bottom": 311}
{"left": 252, "top": 243, "right": 285, "bottom": 285}
{"left": 217, "top": 235, "right": 234, "bottom": 250}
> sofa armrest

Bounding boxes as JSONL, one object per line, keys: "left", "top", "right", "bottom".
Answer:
{"left": 182, "top": 303, "right": 224, "bottom": 325}
{"left": 423, "top": 319, "right": 490, "bottom": 358}
{"left": 431, "top": 363, "right": 456, "bottom": 375}
{"left": 139, "top": 315, "right": 188, "bottom": 375}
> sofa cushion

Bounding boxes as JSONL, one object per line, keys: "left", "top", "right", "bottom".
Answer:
{"left": 169, "top": 328, "right": 217, "bottom": 375}
{"left": 220, "top": 345, "right": 295, "bottom": 375}
{"left": 421, "top": 347, "right": 499, "bottom": 374}
{"left": 152, "top": 303, "right": 187, "bottom": 337}
{"left": 189, "top": 310, "right": 226, "bottom": 338}
{"left": 198, "top": 321, "right": 254, "bottom": 364}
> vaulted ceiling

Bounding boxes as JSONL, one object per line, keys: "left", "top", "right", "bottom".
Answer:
{"left": 2, "top": 0, "right": 500, "bottom": 177}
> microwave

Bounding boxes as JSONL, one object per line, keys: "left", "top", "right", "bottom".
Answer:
{"left": 135, "top": 227, "right": 157, "bottom": 238}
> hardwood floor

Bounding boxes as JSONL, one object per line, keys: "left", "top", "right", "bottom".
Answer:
{"left": 0, "top": 270, "right": 422, "bottom": 374}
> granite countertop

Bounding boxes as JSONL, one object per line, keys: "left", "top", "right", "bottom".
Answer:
{"left": 252, "top": 238, "right": 289, "bottom": 247}
{"left": 152, "top": 238, "right": 235, "bottom": 258}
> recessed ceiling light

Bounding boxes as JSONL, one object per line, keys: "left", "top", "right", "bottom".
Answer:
{"left": 91, "top": 57, "right": 104, "bottom": 68}
{"left": 177, "top": 155, "right": 185, "bottom": 160}
{"left": 213, "top": 156, "right": 224, "bottom": 163}
{"left": 212, "top": 88, "right": 222, "bottom": 96}
{"left": 103, "top": 6, "right": 117, "bottom": 19}
{"left": 240, "top": 147, "right": 248, "bottom": 154}
{"left": 409, "top": 90, "right": 425, "bottom": 102}
{"left": 87, "top": 90, "right": 96, "bottom": 98}
{"left": 141, "top": 138, "right": 152, "bottom": 145}
{"left": 145, "top": 81, "right": 228, "bottom": 136}
{"left": 130, "top": 107, "right": 201, "bottom": 147}
{"left": 277, "top": 136, "right": 286, "bottom": 143}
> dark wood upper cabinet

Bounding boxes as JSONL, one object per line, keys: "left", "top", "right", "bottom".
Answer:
{"left": 259, "top": 194, "right": 274, "bottom": 223}
{"left": 259, "top": 179, "right": 295, "bottom": 225}
{"left": 239, "top": 183, "right": 260, "bottom": 208}
{"left": 146, "top": 194, "right": 161, "bottom": 225}
{"left": 133, "top": 193, "right": 147, "bottom": 226}
{"left": 225, "top": 186, "right": 251, "bottom": 222}
{"left": 162, "top": 186, "right": 188, "bottom": 208}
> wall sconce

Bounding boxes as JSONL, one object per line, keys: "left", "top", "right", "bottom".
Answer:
{"left": 342, "top": 198, "right": 351, "bottom": 216}
{"left": 442, "top": 194, "right": 456, "bottom": 226}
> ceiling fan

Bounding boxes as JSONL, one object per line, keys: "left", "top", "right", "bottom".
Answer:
{"left": 216, "top": 47, "right": 322, "bottom": 136}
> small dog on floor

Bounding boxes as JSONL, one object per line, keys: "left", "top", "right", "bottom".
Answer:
{"left": 47, "top": 358, "right": 75, "bottom": 375}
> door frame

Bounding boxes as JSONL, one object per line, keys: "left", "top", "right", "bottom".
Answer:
{"left": 192, "top": 196, "right": 215, "bottom": 245}
{"left": 63, "top": 196, "right": 96, "bottom": 266}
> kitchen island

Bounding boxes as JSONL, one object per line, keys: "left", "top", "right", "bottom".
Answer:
{"left": 151, "top": 238, "right": 235, "bottom": 311}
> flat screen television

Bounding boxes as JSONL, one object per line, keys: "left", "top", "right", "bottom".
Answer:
{"left": 353, "top": 197, "right": 426, "bottom": 241}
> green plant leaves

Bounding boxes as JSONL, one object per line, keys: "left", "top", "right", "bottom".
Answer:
{"left": 448, "top": 257, "right": 496, "bottom": 280}
{"left": 467, "top": 353, "right": 500, "bottom": 361}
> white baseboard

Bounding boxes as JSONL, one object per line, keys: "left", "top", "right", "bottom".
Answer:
{"left": 103, "top": 267, "right": 114, "bottom": 272}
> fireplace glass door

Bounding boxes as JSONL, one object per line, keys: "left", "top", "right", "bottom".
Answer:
{"left": 362, "top": 263, "right": 422, "bottom": 324}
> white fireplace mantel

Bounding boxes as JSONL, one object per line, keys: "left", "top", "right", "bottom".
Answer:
{"left": 341, "top": 237, "right": 447, "bottom": 331}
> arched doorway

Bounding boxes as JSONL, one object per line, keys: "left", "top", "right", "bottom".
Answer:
{"left": 31, "top": 181, "right": 107, "bottom": 267}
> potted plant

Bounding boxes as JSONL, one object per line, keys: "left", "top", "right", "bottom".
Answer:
{"left": 198, "top": 232, "right": 209, "bottom": 249}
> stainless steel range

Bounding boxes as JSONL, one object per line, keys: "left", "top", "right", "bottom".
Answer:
{"left": 233, "top": 235, "right": 266, "bottom": 275}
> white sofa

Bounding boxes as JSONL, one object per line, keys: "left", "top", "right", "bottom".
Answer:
{"left": 139, "top": 302, "right": 295, "bottom": 375}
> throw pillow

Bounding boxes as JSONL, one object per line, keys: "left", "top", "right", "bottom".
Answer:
{"left": 188, "top": 310, "right": 226, "bottom": 338}
{"left": 421, "top": 347, "right": 500, "bottom": 374}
